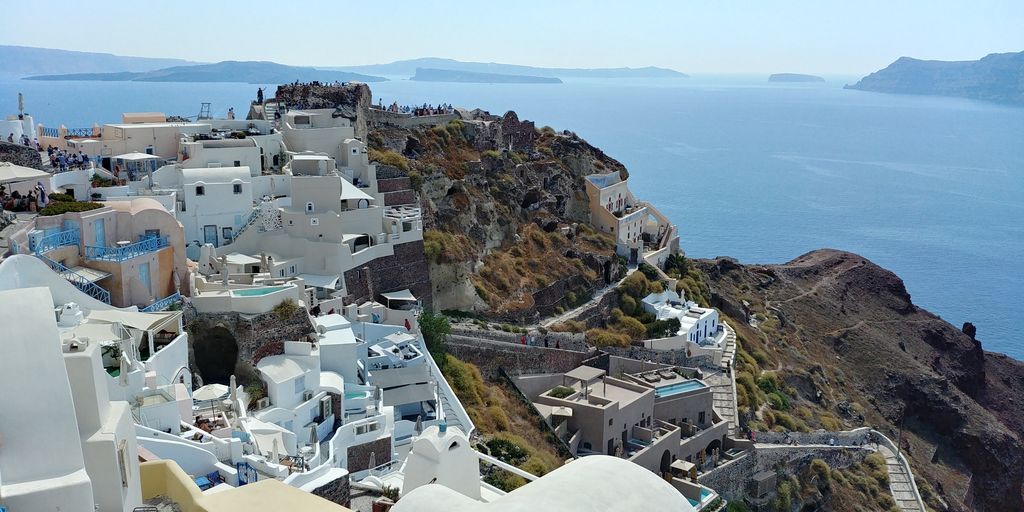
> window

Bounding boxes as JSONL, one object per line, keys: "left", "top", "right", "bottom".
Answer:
{"left": 289, "top": 265, "right": 295, "bottom": 274}
{"left": 306, "top": 202, "right": 314, "bottom": 213}
{"left": 195, "top": 185, "right": 205, "bottom": 196}
{"left": 294, "top": 375, "right": 305, "bottom": 394}
{"left": 233, "top": 183, "right": 243, "bottom": 194}
{"left": 222, "top": 227, "right": 233, "bottom": 241}
{"left": 351, "top": 148, "right": 358, "bottom": 155}
{"left": 234, "top": 160, "right": 241, "bottom": 167}
{"left": 698, "top": 411, "right": 705, "bottom": 424}
{"left": 608, "top": 418, "right": 614, "bottom": 426}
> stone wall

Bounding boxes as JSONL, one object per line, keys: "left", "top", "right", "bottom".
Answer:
{"left": 499, "top": 111, "right": 536, "bottom": 152}
{"left": 383, "top": 190, "right": 416, "bottom": 206}
{"left": 367, "top": 109, "right": 458, "bottom": 130}
{"left": 375, "top": 165, "right": 407, "bottom": 180}
{"left": 310, "top": 473, "right": 351, "bottom": 507}
{"left": 450, "top": 326, "right": 589, "bottom": 352}
{"left": 347, "top": 437, "right": 392, "bottom": 473}
{"left": 445, "top": 335, "right": 593, "bottom": 379}
{"left": 377, "top": 177, "right": 411, "bottom": 193}
{"left": 0, "top": 141, "right": 43, "bottom": 169}
{"left": 600, "top": 344, "right": 714, "bottom": 370}
{"left": 343, "top": 240, "right": 432, "bottom": 311}
{"left": 698, "top": 445, "right": 871, "bottom": 505}
{"left": 187, "top": 308, "right": 314, "bottom": 374}
{"left": 753, "top": 427, "right": 873, "bottom": 447}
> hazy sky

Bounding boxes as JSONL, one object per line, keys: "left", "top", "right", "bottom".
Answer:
{"left": 2, "top": 0, "right": 1022, "bottom": 74}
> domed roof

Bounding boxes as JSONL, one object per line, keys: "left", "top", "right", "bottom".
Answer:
{"left": 393, "top": 454, "right": 694, "bottom": 512}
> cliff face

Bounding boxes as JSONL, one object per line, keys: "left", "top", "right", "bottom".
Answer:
{"left": 370, "top": 111, "right": 625, "bottom": 321}
{"left": 696, "top": 250, "right": 1023, "bottom": 512}
{"left": 846, "top": 51, "right": 1024, "bottom": 105}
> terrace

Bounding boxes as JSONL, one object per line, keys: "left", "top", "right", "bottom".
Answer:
{"left": 84, "top": 235, "right": 170, "bottom": 261}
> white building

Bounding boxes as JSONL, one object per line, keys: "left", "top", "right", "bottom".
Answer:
{"left": 0, "top": 279, "right": 143, "bottom": 512}
{"left": 583, "top": 171, "right": 680, "bottom": 268}
{"left": 640, "top": 290, "right": 727, "bottom": 363}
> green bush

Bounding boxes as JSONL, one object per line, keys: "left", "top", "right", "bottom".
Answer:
{"left": 408, "top": 170, "right": 424, "bottom": 191}
{"left": 638, "top": 262, "right": 659, "bottom": 280}
{"left": 47, "top": 192, "right": 76, "bottom": 203}
{"left": 38, "top": 201, "right": 103, "bottom": 216}
{"left": 548, "top": 386, "right": 575, "bottom": 399}
{"left": 482, "top": 149, "right": 502, "bottom": 160}
{"left": 619, "top": 294, "right": 637, "bottom": 316}
{"left": 271, "top": 298, "right": 300, "bottom": 320}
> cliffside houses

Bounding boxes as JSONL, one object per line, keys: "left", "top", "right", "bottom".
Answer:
{"left": 516, "top": 362, "right": 726, "bottom": 510}
{"left": 584, "top": 170, "right": 679, "bottom": 267}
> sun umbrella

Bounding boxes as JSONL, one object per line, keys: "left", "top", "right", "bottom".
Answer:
{"left": 0, "top": 162, "right": 49, "bottom": 185}
{"left": 193, "top": 383, "right": 229, "bottom": 401}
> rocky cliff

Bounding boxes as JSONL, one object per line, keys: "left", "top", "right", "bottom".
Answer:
{"left": 696, "top": 250, "right": 1023, "bottom": 511}
{"left": 369, "top": 110, "right": 625, "bottom": 321}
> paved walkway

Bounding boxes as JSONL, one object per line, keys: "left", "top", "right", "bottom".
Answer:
{"left": 879, "top": 444, "right": 925, "bottom": 512}
{"left": 705, "top": 369, "right": 738, "bottom": 437}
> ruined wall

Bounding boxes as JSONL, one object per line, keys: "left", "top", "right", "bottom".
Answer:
{"left": 342, "top": 240, "right": 432, "bottom": 311}
{"left": 273, "top": 82, "right": 372, "bottom": 140}
{"left": 367, "top": 109, "right": 458, "bottom": 130}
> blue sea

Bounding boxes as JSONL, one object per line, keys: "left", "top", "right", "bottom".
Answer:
{"left": 2, "top": 76, "right": 1021, "bottom": 358}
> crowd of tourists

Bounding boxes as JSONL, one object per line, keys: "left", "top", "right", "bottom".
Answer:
{"left": 376, "top": 101, "right": 455, "bottom": 116}
{"left": 46, "top": 146, "right": 96, "bottom": 172}
{"left": 6, "top": 132, "right": 38, "bottom": 149}
{"left": 0, "top": 182, "right": 48, "bottom": 212}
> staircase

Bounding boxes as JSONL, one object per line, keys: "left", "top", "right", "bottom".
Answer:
{"left": 34, "top": 228, "right": 112, "bottom": 304}
{"left": 262, "top": 101, "right": 281, "bottom": 122}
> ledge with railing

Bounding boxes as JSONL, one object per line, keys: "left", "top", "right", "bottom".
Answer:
{"left": 40, "top": 255, "right": 111, "bottom": 303}
{"left": 141, "top": 292, "right": 182, "bottom": 312}
{"left": 85, "top": 236, "right": 169, "bottom": 261}
{"left": 34, "top": 227, "right": 80, "bottom": 254}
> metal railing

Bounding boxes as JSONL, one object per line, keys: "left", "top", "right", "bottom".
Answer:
{"left": 35, "top": 228, "right": 80, "bottom": 254}
{"left": 40, "top": 255, "right": 111, "bottom": 303}
{"left": 65, "top": 127, "right": 94, "bottom": 138}
{"left": 40, "top": 127, "right": 60, "bottom": 138}
{"left": 141, "top": 292, "right": 181, "bottom": 312}
{"left": 85, "top": 236, "right": 169, "bottom": 261}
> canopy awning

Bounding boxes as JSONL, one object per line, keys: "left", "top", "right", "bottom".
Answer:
{"left": 88, "top": 309, "right": 180, "bottom": 331}
{"left": 671, "top": 459, "right": 695, "bottom": 472}
{"left": 340, "top": 180, "right": 374, "bottom": 202}
{"left": 298, "top": 273, "right": 341, "bottom": 290}
{"left": 114, "top": 152, "right": 159, "bottom": 161}
{"left": 565, "top": 366, "right": 605, "bottom": 383}
{"left": 381, "top": 289, "right": 416, "bottom": 303}
{"left": 0, "top": 162, "right": 49, "bottom": 185}
{"left": 382, "top": 383, "right": 435, "bottom": 407}
{"left": 225, "top": 252, "right": 261, "bottom": 266}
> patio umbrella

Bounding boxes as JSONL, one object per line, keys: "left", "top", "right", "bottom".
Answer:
{"left": 272, "top": 438, "right": 279, "bottom": 464}
{"left": 193, "top": 383, "right": 229, "bottom": 401}
{"left": 415, "top": 415, "right": 423, "bottom": 435}
{"left": 118, "top": 353, "right": 129, "bottom": 386}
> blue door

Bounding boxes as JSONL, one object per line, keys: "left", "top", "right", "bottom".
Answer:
{"left": 203, "top": 225, "right": 219, "bottom": 247}
{"left": 93, "top": 218, "right": 106, "bottom": 247}
{"left": 139, "top": 262, "right": 151, "bottom": 294}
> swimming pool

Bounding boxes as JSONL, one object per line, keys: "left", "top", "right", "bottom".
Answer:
{"left": 655, "top": 379, "right": 707, "bottom": 398}
{"left": 687, "top": 488, "right": 713, "bottom": 507}
{"left": 344, "top": 390, "right": 371, "bottom": 400}
{"left": 232, "top": 286, "right": 288, "bottom": 297}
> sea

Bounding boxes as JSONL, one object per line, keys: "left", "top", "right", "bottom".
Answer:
{"left": 2, "top": 75, "right": 1021, "bottom": 359}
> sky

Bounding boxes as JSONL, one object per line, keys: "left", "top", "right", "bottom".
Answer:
{"left": 1, "top": 0, "right": 1022, "bottom": 75}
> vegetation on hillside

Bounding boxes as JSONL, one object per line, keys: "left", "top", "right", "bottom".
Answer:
{"left": 470, "top": 223, "right": 613, "bottom": 315}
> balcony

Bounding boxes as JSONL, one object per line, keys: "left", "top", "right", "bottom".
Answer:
{"left": 85, "top": 236, "right": 169, "bottom": 261}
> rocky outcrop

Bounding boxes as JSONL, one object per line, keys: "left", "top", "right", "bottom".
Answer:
{"left": 0, "top": 141, "right": 43, "bottom": 169}
{"left": 273, "top": 82, "right": 373, "bottom": 139}
{"left": 696, "top": 249, "right": 1024, "bottom": 511}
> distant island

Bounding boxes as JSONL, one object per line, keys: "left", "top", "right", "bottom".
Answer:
{"left": 329, "top": 57, "right": 687, "bottom": 79}
{"left": 25, "top": 60, "right": 387, "bottom": 84}
{"left": 0, "top": 45, "right": 196, "bottom": 77}
{"left": 845, "top": 51, "right": 1024, "bottom": 105}
{"left": 410, "top": 68, "right": 562, "bottom": 84}
{"left": 769, "top": 73, "right": 825, "bottom": 83}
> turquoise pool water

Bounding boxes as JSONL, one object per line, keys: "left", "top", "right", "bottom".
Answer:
{"left": 344, "top": 391, "right": 371, "bottom": 400}
{"left": 686, "top": 488, "right": 713, "bottom": 507}
{"left": 655, "top": 380, "right": 707, "bottom": 398}
{"left": 232, "top": 286, "right": 288, "bottom": 297}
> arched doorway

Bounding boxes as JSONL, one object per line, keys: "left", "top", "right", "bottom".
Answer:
{"left": 193, "top": 325, "right": 238, "bottom": 385}
{"left": 660, "top": 449, "right": 673, "bottom": 476}
{"left": 704, "top": 439, "right": 722, "bottom": 458}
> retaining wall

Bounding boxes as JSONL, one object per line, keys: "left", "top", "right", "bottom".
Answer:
{"left": 445, "top": 335, "right": 593, "bottom": 379}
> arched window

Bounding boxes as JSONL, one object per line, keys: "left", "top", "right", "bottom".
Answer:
{"left": 305, "top": 202, "right": 314, "bottom": 213}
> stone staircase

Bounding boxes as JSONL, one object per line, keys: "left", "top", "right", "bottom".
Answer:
{"left": 707, "top": 370, "right": 738, "bottom": 436}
